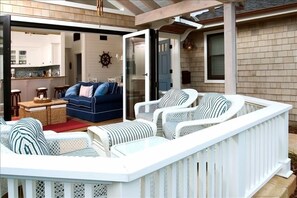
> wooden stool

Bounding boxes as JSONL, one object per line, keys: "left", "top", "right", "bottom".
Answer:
{"left": 11, "top": 89, "right": 21, "bottom": 116}
{"left": 36, "top": 87, "right": 48, "bottom": 98}
{"left": 54, "top": 86, "right": 65, "bottom": 99}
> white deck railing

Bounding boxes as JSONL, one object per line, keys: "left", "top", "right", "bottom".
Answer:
{"left": 0, "top": 95, "right": 293, "bottom": 198}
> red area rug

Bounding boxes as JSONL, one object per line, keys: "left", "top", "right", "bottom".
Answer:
{"left": 43, "top": 119, "right": 89, "bottom": 132}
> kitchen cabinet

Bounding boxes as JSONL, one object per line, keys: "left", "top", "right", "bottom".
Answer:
{"left": 11, "top": 31, "right": 62, "bottom": 67}
{"left": 11, "top": 49, "right": 28, "bottom": 66}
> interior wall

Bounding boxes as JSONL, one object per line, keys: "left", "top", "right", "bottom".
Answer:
{"left": 84, "top": 33, "right": 123, "bottom": 82}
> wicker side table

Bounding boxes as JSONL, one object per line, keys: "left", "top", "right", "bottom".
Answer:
{"left": 18, "top": 99, "right": 68, "bottom": 126}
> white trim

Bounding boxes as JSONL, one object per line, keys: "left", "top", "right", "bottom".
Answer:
{"left": 33, "top": 0, "right": 135, "bottom": 16}
{"left": 203, "top": 29, "right": 225, "bottom": 84}
{"left": 11, "top": 16, "right": 137, "bottom": 33}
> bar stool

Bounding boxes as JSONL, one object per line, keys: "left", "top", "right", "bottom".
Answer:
{"left": 36, "top": 87, "right": 48, "bottom": 98}
{"left": 11, "top": 89, "right": 21, "bottom": 116}
{"left": 54, "top": 86, "right": 65, "bottom": 99}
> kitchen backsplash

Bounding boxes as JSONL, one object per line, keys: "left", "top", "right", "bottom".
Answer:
{"left": 13, "top": 65, "right": 60, "bottom": 78}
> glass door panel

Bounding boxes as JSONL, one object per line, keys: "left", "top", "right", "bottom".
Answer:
{"left": 123, "top": 29, "right": 151, "bottom": 120}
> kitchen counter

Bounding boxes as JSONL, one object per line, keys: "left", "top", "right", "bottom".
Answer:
{"left": 11, "top": 76, "right": 66, "bottom": 101}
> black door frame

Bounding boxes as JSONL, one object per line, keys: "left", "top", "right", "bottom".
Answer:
{"left": 0, "top": 15, "right": 11, "bottom": 121}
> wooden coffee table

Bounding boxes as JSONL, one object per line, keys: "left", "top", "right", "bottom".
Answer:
{"left": 18, "top": 99, "right": 68, "bottom": 126}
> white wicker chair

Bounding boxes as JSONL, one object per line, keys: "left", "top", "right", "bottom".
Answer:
{"left": 134, "top": 88, "right": 198, "bottom": 133}
{"left": 162, "top": 93, "right": 245, "bottom": 140}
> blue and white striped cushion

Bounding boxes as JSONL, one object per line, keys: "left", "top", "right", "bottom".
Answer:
{"left": 98, "top": 121, "right": 154, "bottom": 148}
{"left": 193, "top": 93, "right": 229, "bottom": 120}
{"left": 158, "top": 89, "right": 189, "bottom": 108}
{"left": 9, "top": 118, "right": 49, "bottom": 155}
{"left": 0, "top": 117, "right": 6, "bottom": 125}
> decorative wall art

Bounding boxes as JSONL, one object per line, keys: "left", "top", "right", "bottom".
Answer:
{"left": 99, "top": 51, "right": 112, "bottom": 68}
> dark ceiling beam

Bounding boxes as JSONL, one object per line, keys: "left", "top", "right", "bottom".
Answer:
{"left": 170, "top": 0, "right": 182, "bottom": 3}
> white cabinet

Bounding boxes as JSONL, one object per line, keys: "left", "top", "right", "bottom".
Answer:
{"left": 26, "top": 48, "right": 41, "bottom": 66}
{"left": 11, "top": 49, "right": 28, "bottom": 67}
{"left": 11, "top": 31, "right": 62, "bottom": 67}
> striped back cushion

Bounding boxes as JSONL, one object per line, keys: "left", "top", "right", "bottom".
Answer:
{"left": 98, "top": 121, "right": 154, "bottom": 148}
{"left": 158, "top": 89, "right": 189, "bottom": 108}
{"left": 9, "top": 118, "right": 49, "bottom": 155}
{"left": 0, "top": 117, "right": 6, "bottom": 125}
{"left": 193, "top": 93, "right": 229, "bottom": 120}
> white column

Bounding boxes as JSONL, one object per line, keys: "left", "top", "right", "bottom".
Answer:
{"left": 224, "top": 3, "right": 237, "bottom": 94}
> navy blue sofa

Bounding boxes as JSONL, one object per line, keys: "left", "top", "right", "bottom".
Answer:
{"left": 63, "top": 81, "right": 123, "bottom": 122}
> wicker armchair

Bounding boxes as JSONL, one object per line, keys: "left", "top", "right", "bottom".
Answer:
{"left": 162, "top": 93, "right": 245, "bottom": 140}
{"left": 0, "top": 118, "right": 106, "bottom": 198}
{"left": 134, "top": 88, "right": 198, "bottom": 133}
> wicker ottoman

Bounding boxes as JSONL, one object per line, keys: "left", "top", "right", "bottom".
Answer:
{"left": 87, "top": 119, "right": 157, "bottom": 157}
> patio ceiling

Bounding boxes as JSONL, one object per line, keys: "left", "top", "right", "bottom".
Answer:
{"left": 60, "top": 0, "right": 237, "bottom": 35}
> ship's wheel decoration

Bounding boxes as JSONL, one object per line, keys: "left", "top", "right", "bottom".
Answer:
{"left": 99, "top": 51, "right": 112, "bottom": 68}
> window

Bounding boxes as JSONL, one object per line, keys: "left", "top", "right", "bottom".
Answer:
{"left": 204, "top": 31, "right": 224, "bottom": 82}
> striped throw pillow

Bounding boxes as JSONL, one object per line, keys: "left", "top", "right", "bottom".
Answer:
{"left": 158, "top": 89, "right": 189, "bottom": 108}
{"left": 193, "top": 93, "right": 229, "bottom": 120}
{"left": 0, "top": 117, "right": 6, "bottom": 125}
{"left": 9, "top": 118, "right": 49, "bottom": 155}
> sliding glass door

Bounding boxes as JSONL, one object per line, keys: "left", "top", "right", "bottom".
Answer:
{"left": 0, "top": 15, "right": 11, "bottom": 120}
{"left": 123, "top": 29, "right": 157, "bottom": 120}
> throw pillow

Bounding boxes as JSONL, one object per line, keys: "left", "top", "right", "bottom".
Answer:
{"left": 65, "top": 83, "right": 80, "bottom": 97}
{"left": 79, "top": 85, "right": 93, "bottom": 98}
{"left": 108, "top": 82, "right": 118, "bottom": 94}
{"left": 9, "top": 117, "right": 50, "bottom": 155}
{"left": 0, "top": 117, "right": 6, "bottom": 125}
{"left": 158, "top": 89, "right": 189, "bottom": 108}
{"left": 193, "top": 93, "right": 229, "bottom": 120}
{"left": 94, "top": 82, "right": 109, "bottom": 96}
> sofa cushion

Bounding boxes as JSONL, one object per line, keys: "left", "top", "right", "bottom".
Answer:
{"left": 94, "top": 82, "right": 109, "bottom": 96}
{"left": 79, "top": 85, "right": 93, "bottom": 98}
{"left": 9, "top": 118, "right": 50, "bottom": 155}
{"left": 158, "top": 89, "right": 189, "bottom": 108}
{"left": 108, "top": 82, "right": 118, "bottom": 94}
{"left": 65, "top": 83, "right": 80, "bottom": 97}
{"left": 66, "top": 95, "right": 93, "bottom": 109}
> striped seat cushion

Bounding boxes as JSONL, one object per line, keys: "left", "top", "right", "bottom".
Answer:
{"left": 158, "top": 89, "right": 189, "bottom": 108}
{"left": 9, "top": 118, "right": 49, "bottom": 155}
{"left": 98, "top": 121, "right": 154, "bottom": 148}
{"left": 193, "top": 93, "right": 229, "bottom": 120}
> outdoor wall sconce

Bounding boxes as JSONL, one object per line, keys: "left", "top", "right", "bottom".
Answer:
{"left": 183, "top": 39, "right": 194, "bottom": 50}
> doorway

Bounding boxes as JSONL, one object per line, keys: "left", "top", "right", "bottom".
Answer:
{"left": 158, "top": 39, "right": 172, "bottom": 93}
{"left": 76, "top": 53, "right": 82, "bottom": 83}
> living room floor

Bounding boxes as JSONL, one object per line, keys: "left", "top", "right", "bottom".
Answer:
{"left": 66, "top": 116, "right": 123, "bottom": 132}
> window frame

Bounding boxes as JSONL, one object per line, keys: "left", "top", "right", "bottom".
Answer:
{"left": 204, "top": 29, "right": 225, "bottom": 83}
